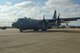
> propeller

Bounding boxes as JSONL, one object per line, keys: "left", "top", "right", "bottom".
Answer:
{"left": 43, "top": 15, "right": 46, "bottom": 21}
{"left": 42, "top": 15, "right": 46, "bottom": 27}
{"left": 42, "top": 15, "right": 47, "bottom": 31}
{"left": 57, "top": 13, "right": 61, "bottom": 27}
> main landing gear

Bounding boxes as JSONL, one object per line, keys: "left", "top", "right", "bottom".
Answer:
{"left": 19, "top": 29, "right": 47, "bottom": 32}
{"left": 20, "top": 29, "right": 23, "bottom": 32}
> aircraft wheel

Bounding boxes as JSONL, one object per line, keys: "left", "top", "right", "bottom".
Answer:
{"left": 41, "top": 29, "right": 47, "bottom": 31}
{"left": 34, "top": 29, "right": 38, "bottom": 31}
{"left": 20, "top": 29, "right": 23, "bottom": 32}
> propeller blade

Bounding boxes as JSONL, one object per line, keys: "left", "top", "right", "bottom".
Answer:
{"left": 43, "top": 15, "right": 45, "bottom": 21}
{"left": 57, "top": 13, "right": 61, "bottom": 27}
{"left": 42, "top": 15, "right": 47, "bottom": 30}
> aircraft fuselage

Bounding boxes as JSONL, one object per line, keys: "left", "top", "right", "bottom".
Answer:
{"left": 12, "top": 18, "right": 53, "bottom": 31}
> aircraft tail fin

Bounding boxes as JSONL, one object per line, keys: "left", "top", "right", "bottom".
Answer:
{"left": 53, "top": 10, "right": 57, "bottom": 21}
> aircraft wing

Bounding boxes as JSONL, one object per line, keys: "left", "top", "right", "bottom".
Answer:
{"left": 60, "top": 17, "right": 80, "bottom": 21}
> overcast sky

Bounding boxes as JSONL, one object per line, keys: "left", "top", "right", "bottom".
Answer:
{"left": 0, "top": 0, "right": 80, "bottom": 26}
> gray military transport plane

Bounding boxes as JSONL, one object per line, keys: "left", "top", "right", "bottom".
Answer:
{"left": 12, "top": 10, "right": 80, "bottom": 32}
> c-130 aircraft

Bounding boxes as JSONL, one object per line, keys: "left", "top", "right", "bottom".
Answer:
{"left": 12, "top": 10, "right": 80, "bottom": 32}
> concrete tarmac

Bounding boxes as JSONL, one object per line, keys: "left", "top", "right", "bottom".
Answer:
{"left": 0, "top": 28, "right": 80, "bottom": 53}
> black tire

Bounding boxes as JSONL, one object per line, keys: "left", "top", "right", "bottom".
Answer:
{"left": 20, "top": 29, "right": 23, "bottom": 32}
{"left": 34, "top": 29, "right": 38, "bottom": 31}
{"left": 41, "top": 29, "right": 47, "bottom": 31}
